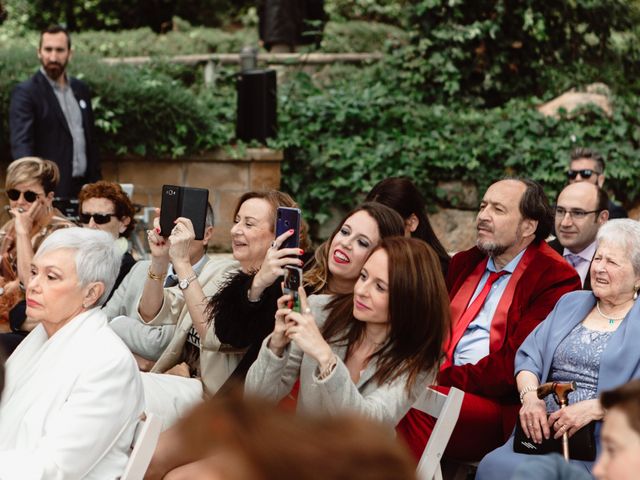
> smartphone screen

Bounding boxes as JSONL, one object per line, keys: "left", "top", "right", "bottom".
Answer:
{"left": 275, "top": 207, "right": 301, "bottom": 250}
{"left": 283, "top": 266, "right": 303, "bottom": 312}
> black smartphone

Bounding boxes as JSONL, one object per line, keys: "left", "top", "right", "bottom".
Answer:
{"left": 283, "top": 266, "right": 303, "bottom": 312}
{"left": 159, "top": 185, "right": 209, "bottom": 240}
{"left": 275, "top": 207, "right": 301, "bottom": 250}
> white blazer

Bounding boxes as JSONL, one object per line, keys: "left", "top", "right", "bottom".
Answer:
{"left": 0, "top": 308, "right": 144, "bottom": 479}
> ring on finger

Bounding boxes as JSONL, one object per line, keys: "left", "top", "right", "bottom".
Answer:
{"left": 271, "top": 240, "right": 277, "bottom": 248}
{"left": 304, "top": 307, "right": 312, "bottom": 314}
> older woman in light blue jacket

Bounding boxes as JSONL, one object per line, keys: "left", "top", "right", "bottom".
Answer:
{"left": 478, "top": 219, "right": 640, "bottom": 478}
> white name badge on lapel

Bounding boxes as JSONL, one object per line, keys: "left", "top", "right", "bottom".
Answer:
{"left": 79, "top": 99, "right": 87, "bottom": 109}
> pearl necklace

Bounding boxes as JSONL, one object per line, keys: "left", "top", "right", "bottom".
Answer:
{"left": 596, "top": 302, "right": 628, "bottom": 326}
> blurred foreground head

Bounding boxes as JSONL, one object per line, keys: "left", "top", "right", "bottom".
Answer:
{"left": 173, "top": 390, "right": 417, "bottom": 480}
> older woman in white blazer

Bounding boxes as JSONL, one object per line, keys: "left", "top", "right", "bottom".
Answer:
{"left": 0, "top": 228, "right": 144, "bottom": 480}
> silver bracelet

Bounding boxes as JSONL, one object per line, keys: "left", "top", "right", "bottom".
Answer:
{"left": 317, "top": 355, "right": 337, "bottom": 381}
{"left": 519, "top": 385, "right": 538, "bottom": 404}
{"left": 247, "top": 288, "right": 263, "bottom": 303}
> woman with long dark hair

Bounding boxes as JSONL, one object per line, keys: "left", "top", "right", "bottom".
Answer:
{"left": 246, "top": 237, "right": 450, "bottom": 425}
{"left": 366, "top": 177, "right": 450, "bottom": 275}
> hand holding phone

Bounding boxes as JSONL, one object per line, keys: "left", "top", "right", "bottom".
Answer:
{"left": 275, "top": 207, "right": 301, "bottom": 251}
{"left": 252, "top": 228, "right": 304, "bottom": 295}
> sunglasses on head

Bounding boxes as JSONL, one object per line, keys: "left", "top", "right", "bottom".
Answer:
{"left": 79, "top": 212, "right": 115, "bottom": 225}
{"left": 567, "top": 169, "right": 600, "bottom": 180}
{"left": 6, "top": 189, "right": 41, "bottom": 203}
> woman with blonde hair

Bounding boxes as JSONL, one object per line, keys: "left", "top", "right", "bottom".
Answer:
{"left": 0, "top": 157, "right": 73, "bottom": 354}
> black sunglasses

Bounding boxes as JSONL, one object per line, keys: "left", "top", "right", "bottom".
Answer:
{"left": 6, "top": 189, "right": 41, "bottom": 203}
{"left": 567, "top": 169, "right": 600, "bottom": 180}
{"left": 79, "top": 212, "right": 116, "bottom": 225}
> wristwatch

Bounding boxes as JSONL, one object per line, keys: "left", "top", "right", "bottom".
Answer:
{"left": 178, "top": 273, "right": 197, "bottom": 290}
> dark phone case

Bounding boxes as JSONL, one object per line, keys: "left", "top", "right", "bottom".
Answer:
{"left": 275, "top": 207, "right": 301, "bottom": 250}
{"left": 160, "top": 185, "right": 180, "bottom": 237}
{"left": 284, "top": 266, "right": 303, "bottom": 293}
{"left": 160, "top": 185, "right": 209, "bottom": 240}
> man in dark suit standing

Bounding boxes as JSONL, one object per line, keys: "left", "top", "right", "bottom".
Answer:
{"left": 9, "top": 25, "right": 100, "bottom": 199}
{"left": 549, "top": 182, "right": 609, "bottom": 289}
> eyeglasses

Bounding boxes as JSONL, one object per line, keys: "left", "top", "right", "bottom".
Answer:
{"left": 6, "top": 189, "right": 41, "bottom": 203}
{"left": 567, "top": 169, "right": 601, "bottom": 180}
{"left": 79, "top": 212, "right": 116, "bottom": 225}
{"left": 554, "top": 207, "right": 600, "bottom": 220}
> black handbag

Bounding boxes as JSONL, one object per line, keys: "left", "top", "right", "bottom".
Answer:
{"left": 513, "top": 420, "right": 596, "bottom": 461}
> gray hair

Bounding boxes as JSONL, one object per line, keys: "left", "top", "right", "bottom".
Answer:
{"left": 34, "top": 228, "right": 121, "bottom": 306}
{"left": 597, "top": 219, "right": 640, "bottom": 275}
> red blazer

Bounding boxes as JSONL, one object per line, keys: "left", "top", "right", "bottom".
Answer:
{"left": 438, "top": 241, "right": 581, "bottom": 401}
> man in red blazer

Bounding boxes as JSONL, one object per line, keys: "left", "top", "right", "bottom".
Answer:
{"left": 397, "top": 178, "right": 581, "bottom": 462}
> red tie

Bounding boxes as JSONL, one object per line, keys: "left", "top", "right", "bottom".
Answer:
{"left": 444, "top": 270, "right": 509, "bottom": 365}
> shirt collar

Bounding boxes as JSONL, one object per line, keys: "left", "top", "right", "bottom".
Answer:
{"left": 487, "top": 247, "right": 527, "bottom": 274}
{"left": 40, "top": 66, "right": 69, "bottom": 90}
{"left": 562, "top": 240, "right": 597, "bottom": 262}
{"left": 167, "top": 254, "right": 208, "bottom": 278}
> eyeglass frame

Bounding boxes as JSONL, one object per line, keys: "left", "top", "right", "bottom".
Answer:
{"left": 566, "top": 169, "right": 602, "bottom": 181}
{"left": 554, "top": 206, "right": 602, "bottom": 220}
{"left": 6, "top": 189, "right": 43, "bottom": 203}
{"left": 78, "top": 212, "right": 117, "bottom": 225}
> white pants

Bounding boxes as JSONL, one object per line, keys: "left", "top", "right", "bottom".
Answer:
{"left": 141, "top": 372, "right": 203, "bottom": 430}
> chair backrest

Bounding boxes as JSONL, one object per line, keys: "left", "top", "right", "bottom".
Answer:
{"left": 120, "top": 413, "right": 163, "bottom": 480}
{"left": 414, "top": 387, "right": 465, "bottom": 480}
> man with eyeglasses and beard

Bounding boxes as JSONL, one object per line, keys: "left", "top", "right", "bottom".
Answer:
{"left": 549, "top": 183, "right": 609, "bottom": 289}
{"left": 567, "top": 147, "right": 626, "bottom": 219}
{"left": 397, "top": 178, "right": 581, "bottom": 464}
{"left": 9, "top": 25, "right": 101, "bottom": 200}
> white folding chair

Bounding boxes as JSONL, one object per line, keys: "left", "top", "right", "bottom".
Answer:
{"left": 120, "top": 413, "right": 163, "bottom": 480}
{"left": 414, "top": 387, "right": 465, "bottom": 480}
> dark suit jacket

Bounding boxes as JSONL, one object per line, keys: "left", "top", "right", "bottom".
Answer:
{"left": 9, "top": 70, "right": 101, "bottom": 198}
{"left": 548, "top": 238, "right": 592, "bottom": 290}
{"left": 608, "top": 199, "right": 627, "bottom": 219}
{"left": 438, "top": 241, "right": 581, "bottom": 400}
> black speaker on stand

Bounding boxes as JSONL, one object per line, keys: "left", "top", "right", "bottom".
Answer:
{"left": 236, "top": 69, "right": 277, "bottom": 144}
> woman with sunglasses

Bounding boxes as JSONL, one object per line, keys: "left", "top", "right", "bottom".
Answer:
{"left": 0, "top": 157, "right": 73, "bottom": 354}
{"left": 78, "top": 181, "right": 137, "bottom": 301}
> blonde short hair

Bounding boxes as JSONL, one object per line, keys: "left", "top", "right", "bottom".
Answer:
{"left": 6, "top": 157, "right": 60, "bottom": 194}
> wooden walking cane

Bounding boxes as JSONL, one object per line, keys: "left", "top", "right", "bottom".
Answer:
{"left": 537, "top": 381, "right": 576, "bottom": 461}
